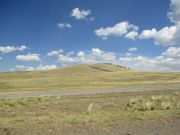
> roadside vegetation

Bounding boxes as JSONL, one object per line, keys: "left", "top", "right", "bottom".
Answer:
{"left": 0, "top": 90, "right": 179, "bottom": 135}
{"left": 127, "top": 92, "right": 180, "bottom": 111}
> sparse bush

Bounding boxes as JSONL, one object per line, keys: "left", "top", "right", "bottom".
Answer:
{"left": 161, "top": 101, "right": 171, "bottom": 110}
{"left": 143, "top": 100, "right": 154, "bottom": 110}
{"left": 176, "top": 102, "right": 180, "bottom": 109}
{"left": 151, "top": 96, "right": 162, "bottom": 101}
{"left": 127, "top": 94, "right": 179, "bottom": 111}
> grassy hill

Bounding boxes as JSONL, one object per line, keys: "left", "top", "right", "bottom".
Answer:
{"left": 41, "top": 63, "right": 130, "bottom": 74}
{"left": 0, "top": 63, "right": 180, "bottom": 93}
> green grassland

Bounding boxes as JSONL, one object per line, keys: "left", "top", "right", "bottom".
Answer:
{"left": 0, "top": 90, "right": 179, "bottom": 135}
{"left": 0, "top": 63, "right": 180, "bottom": 93}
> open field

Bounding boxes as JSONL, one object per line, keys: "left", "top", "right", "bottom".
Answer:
{"left": 1, "top": 63, "right": 180, "bottom": 93}
{"left": 0, "top": 63, "right": 180, "bottom": 134}
{"left": 0, "top": 90, "right": 179, "bottom": 135}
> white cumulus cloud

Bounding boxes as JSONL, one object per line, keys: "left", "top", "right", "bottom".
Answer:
{"left": 125, "top": 31, "right": 138, "bottom": 40}
{"left": 71, "top": 7, "right": 91, "bottom": 20}
{"left": 54, "top": 47, "right": 180, "bottom": 71}
{"left": 118, "top": 46, "right": 180, "bottom": 71}
{"left": 36, "top": 65, "right": 57, "bottom": 71}
{"left": 57, "top": 23, "right": 72, "bottom": 29}
{"left": 139, "top": 28, "right": 157, "bottom": 39}
{"left": 92, "top": 48, "right": 103, "bottom": 57}
{"left": 168, "top": 0, "right": 180, "bottom": 24}
{"left": 16, "top": 53, "right": 41, "bottom": 62}
{"left": 0, "top": 45, "right": 28, "bottom": 53}
{"left": 162, "top": 47, "right": 180, "bottom": 59}
{"left": 95, "top": 21, "right": 138, "bottom": 40}
{"left": 128, "top": 47, "right": 138, "bottom": 52}
{"left": 58, "top": 55, "right": 75, "bottom": 63}
{"left": 11, "top": 46, "right": 180, "bottom": 72}
{"left": 139, "top": 26, "right": 177, "bottom": 46}
{"left": 16, "top": 65, "right": 34, "bottom": 71}
{"left": 47, "top": 49, "right": 63, "bottom": 56}
{"left": 57, "top": 48, "right": 116, "bottom": 64}
{"left": 139, "top": 0, "right": 180, "bottom": 46}
{"left": 15, "top": 64, "right": 57, "bottom": 71}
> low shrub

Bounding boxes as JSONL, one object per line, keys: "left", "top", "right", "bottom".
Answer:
{"left": 127, "top": 94, "right": 179, "bottom": 111}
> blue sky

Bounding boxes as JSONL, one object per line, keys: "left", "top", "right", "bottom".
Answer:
{"left": 0, "top": 0, "right": 180, "bottom": 72}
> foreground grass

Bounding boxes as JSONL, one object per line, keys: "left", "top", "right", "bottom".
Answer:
{"left": 0, "top": 90, "right": 179, "bottom": 135}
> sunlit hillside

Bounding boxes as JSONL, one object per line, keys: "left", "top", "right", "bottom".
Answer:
{"left": 0, "top": 63, "right": 180, "bottom": 93}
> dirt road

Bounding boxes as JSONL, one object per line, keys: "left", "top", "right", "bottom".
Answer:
{"left": 0, "top": 86, "right": 179, "bottom": 99}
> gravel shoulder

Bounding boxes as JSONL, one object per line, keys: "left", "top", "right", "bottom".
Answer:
{"left": 62, "top": 118, "right": 180, "bottom": 135}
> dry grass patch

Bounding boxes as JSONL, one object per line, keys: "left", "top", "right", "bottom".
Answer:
{"left": 127, "top": 92, "right": 180, "bottom": 111}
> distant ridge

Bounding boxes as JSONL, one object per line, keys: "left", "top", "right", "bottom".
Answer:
{"left": 1, "top": 62, "right": 180, "bottom": 93}
{"left": 46, "top": 63, "right": 131, "bottom": 74}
